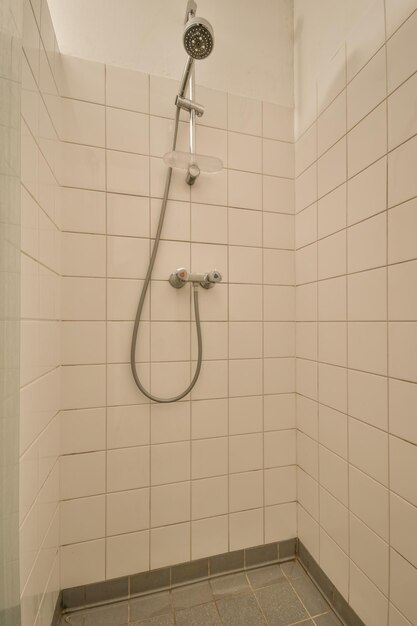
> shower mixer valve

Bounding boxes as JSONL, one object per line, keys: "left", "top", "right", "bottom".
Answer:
{"left": 169, "top": 267, "right": 222, "bottom": 289}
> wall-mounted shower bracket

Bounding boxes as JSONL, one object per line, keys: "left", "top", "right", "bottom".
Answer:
{"left": 169, "top": 268, "right": 222, "bottom": 289}
{"left": 175, "top": 95, "right": 205, "bottom": 117}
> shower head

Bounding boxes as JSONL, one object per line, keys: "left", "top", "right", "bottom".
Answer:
{"left": 183, "top": 16, "right": 214, "bottom": 60}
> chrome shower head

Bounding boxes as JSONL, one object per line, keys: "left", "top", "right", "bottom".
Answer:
{"left": 183, "top": 16, "right": 214, "bottom": 60}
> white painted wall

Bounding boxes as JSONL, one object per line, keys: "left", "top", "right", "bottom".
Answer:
{"left": 47, "top": 0, "right": 294, "bottom": 106}
{"left": 294, "top": 0, "right": 378, "bottom": 135}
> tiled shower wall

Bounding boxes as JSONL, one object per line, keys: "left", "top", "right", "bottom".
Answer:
{"left": 295, "top": 2, "right": 417, "bottom": 625}
{"left": 20, "top": 0, "right": 61, "bottom": 624}
{"left": 55, "top": 58, "right": 296, "bottom": 587}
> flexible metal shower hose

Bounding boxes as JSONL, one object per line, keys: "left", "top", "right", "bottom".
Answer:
{"left": 130, "top": 106, "right": 203, "bottom": 402}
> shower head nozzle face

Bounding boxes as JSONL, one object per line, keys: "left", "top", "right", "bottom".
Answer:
{"left": 183, "top": 16, "right": 214, "bottom": 60}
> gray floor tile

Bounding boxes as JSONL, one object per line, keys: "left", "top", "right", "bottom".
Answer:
{"left": 131, "top": 614, "right": 174, "bottom": 626}
{"left": 130, "top": 591, "right": 171, "bottom": 622}
{"left": 210, "top": 572, "right": 250, "bottom": 598}
{"left": 291, "top": 577, "right": 330, "bottom": 617}
{"left": 281, "top": 561, "right": 306, "bottom": 580}
{"left": 62, "top": 602, "right": 128, "bottom": 626}
{"left": 172, "top": 581, "right": 213, "bottom": 610}
{"left": 314, "top": 611, "right": 344, "bottom": 626}
{"left": 256, "top": 581, "right": 309, "bottom": 626}
{"left": 247, "top": 564, "right": 285, "bottom": 589}
{"left": 175, "top": 602, "right": 222, "bottom": 626}
{"left": 216, "top": 592, "right": 267, "bottom": 626}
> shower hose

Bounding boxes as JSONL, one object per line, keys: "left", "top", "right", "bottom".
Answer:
{"left": 130, "top": 106, "right": 203, "bottom": 403}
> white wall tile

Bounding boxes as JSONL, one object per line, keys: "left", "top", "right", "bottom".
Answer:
{"left": 387, "top": 9, "right": 417, "bottom": 93}
{"left": 106, "top": 65, "right": 149, "bottom": 113}
{"left": 107, "top": 150, "right": 149, "bottom": 195}
{"left": 107, "top": 446, "right": 149, "bottom": 492}
{"left": 319, "top": 529, "right": 349, "bottom": 599}
{"left": 229, "top": 132, "right": 262, "bottom": 173}
{"left": 192, "top": 476, "right": 228, "bottom": 520}
{"left": 318, "top": 184, "right": 346, "bottom": 239}
{"left": 60, "top": 496, "right": 105, "bottom": 545}
{"left": 265, "top": 503, "right": 296, "bottom": 543}
{"left": 192, "top": 438, "right": 227, "bottom": 479}
{"left": 229, "top": 471, "right": 263, "bottom": 512}
{"left": 349, "top": 465, "right": 389, "bottom": 540}
{"left": 348, "top": 322, "right": 387, "bottom": 376}
{"left": 347, "top": 48, "right": 386, "bottom": 130}
{"left": 61, "top": 540, "right": 105, "bottom": 588}
{"left": 151, "top": 482, "right": 190, "bottom": 527}
{"left": 263, "top": 102, "right": 293, "bottom": 142}
{"left": 263, "top": 175, "right": 294, "bottom": 214}
{"left": 106, "top": 531, "right": 149, "bottom": 579}
{"left": 191, "top": 516, "right": 228, "bottom": 560}
{"left": 349, "top": 561, "right": 388, "bottom": 626}
{"left": 388, "top": 198, "right": 417, "bottom": 262}
{"left": 318, "top": 90, "right": 346, "bottom": 156}
{"left": 318, "top": 137, "right": 346, "bottom": 198}
{"left": 61, "top": 451, "right": 105, "bottom": 500}
{"left": 263, "top": 139, "right": 294, "bottom": 178}
{"left": 348, "top": 268, "right": 387, "bottom": 320}
{"left": 348, "top": 102, "right": 387, "bottom": 177}
{"left": 350, "top": 513, "right": 389, "bottom": 594}
{"left": 150, "top": 523, "right": 190, "bottom": 569}
{"left": 106, "top": 488, "right": 149, "bottom": 536}
{"left": 348, "top": 369, "right": 388, "bottom": 430}
{"left": 349, "top": 418, "right": 388, "bottom": 485}
{"left": 57, "top": 55, "right": 105, "bottom": 104}
{"left": 347, "top": 213, "right": 386, "bottom": 273}
{"left": 390, "top": 435, "right": 417, "bottom": 506}
{"left": 389, "top": 378, "right": 417, "bottom": 446}
{"left": 347, "top": 156, "right": 387, "bottom": 226}
{"left": 389, "top": 322, "right": 417, "bottom": 382}
{"left": 390, "top": 549, "right": 417, "bottom": 625}
{"left": 229, "top": 508, "right": 263, "bottom": 550}
{"left": 229, "top": 433, "right": 263, "bottom": 473}
{"left": 107, "top": 107, "right": 149, "bottom": 154}
{"left": 390, "top": 492, "right": 417, "bottom": 569}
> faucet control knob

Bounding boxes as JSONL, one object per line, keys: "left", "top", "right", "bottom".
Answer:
{"left": 169, "top": 268, "right": 189, "bottom": 289}
{"left": 201, "top": 269, "right": 222, "bottom": 289}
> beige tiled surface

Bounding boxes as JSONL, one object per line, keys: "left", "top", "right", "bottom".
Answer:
{"left": 19, "top": 0, "right": 62, "bottom": 625}
{"left": 19, "top": 2, "right": 417, "bottom": 625}
{"left": 37, "top": 32, "right": 297, "bottom": 604}
{"left": 295, "top": 4, "right": 417, "bottom": 626}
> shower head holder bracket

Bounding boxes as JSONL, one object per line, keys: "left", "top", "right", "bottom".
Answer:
{"left": 175, "top": 95, "right": 205, "bottom": 117}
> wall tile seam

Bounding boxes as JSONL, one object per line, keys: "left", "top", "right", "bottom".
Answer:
{"left": 385, "top": 6, "right": 417, "bottom": 40}
{"left": 19, "top": 412, "right": 61, "bottom": 466}
{"left": 59, "top": 466, "right": 298, "bottom": 497}
{"left": 59, "top": 501, "right": 298, "bottom": 543}
{"left": 58, "top": 185, "right": 294, "bottom": 207}
{"left": 62, "top": 238, "right": 295, "bottom": 252}
{"left": 57, "top": 119, "right": 293, "bottom": 145}
{"left": 28, "top": 0, "right": 59, "bottom": 68}
{"left": 33, "top": 552, "right": 61, "bottom": 626}
{"left": 19, "top": 444, "right": 60, "bottom": 504}
{"left": 19, "top": 360, "right": 61, "bottom": 388}
{"left": 61, "top": 392, "right": 295, "bottom": 404}
{"left": 20, "top": 158, "right": 61, "bottom": 226}
{"left": 58, "top": 90, "right": 293, "bottom": 142}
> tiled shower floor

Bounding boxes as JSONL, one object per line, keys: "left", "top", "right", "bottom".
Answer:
{"left": 60, "top": 561, "right": 344, "bottom": 626}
